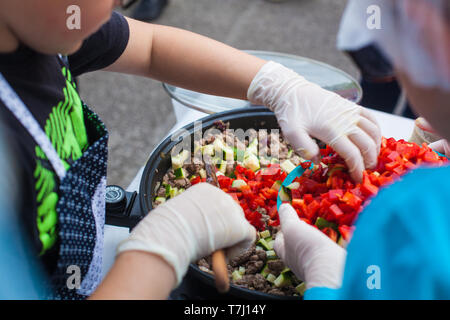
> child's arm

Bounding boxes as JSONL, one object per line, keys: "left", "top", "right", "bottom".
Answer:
{"left": 103, "top": 17, "right": 267, "bottom": 100}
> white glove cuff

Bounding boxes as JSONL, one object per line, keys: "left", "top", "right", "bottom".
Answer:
{"left": 247, "top": 61, "right": 304, "bottom": 109}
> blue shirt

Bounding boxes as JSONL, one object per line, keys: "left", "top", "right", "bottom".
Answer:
{"left": 305, "top": 165, "right": 450, "bottom": 300}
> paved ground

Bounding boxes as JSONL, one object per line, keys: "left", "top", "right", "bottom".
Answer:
{"left": 78, "top": 0, "right": 359, "bottom": 187}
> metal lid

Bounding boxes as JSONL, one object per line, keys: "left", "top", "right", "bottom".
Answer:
{"left": 163, "top": 50, "right": 362, "bottom": 114}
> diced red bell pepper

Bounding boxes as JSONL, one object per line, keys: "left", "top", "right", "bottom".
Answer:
{"left": 338, "top": 225, "right": 355, "bottom": 241}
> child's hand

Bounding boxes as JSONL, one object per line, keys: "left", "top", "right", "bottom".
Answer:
{"left": 116, "top": 183, "right": 256, "bottom": 287}
{"left": 248, "top": 61, "right": 381, "bottom": 182}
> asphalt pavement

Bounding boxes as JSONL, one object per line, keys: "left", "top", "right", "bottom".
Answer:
{"left": 78, "top": 0, "right": 359, "bottom": 187}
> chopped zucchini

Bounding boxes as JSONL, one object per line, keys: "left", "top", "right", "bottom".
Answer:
{"left": 280, "top": 159, "right": 296, "bottom": 173}
{"left": 154, "top": 197, "right": 166, "bottom": 205}
{"left": 255, "top": 246, "right": 265, "bottom": 251}
{"left": 278, "top": 186, "right": 291, "bottom": 202}
{"left": 247, "top": 138, "right": 258, "bottom": 155}
{"left": 238, "top": 266, "right": 246, "bottom": 275}
{"left": 260, "top": 264, "right": 270, "bottom": 278}
{"left": 231, "top": 179, "right": 247, "bottom": 190}
{"left": 287, "top": 149, "right": 294, "bottom": 158}
{"left": 168, "top": 187, "right": 179, "bottom": 199}
{"left": 266, "top": 273, "right": 277, "bottom": 284}
{"left": 259, "top": 230, "right": 271, "bottom": 239}
{"left": 274, "top": 273, "right": 292, "bottom": 288}
{"left": 295, "top": 282, "right": 307, "bottom": 296}
{"left": 202, "top": 144, "right": 215, "bottom": 156}
{"left": 267, "top": 240, "right": 275, "bottom": 250}
{"left": 214, "top": 138, "right": 234, "bottom": 161}
{"left": 243, "top": 153, "right": 260, "bottom": 172}
{"left": 281, "top": 267, "right": 292, "bottom": 275}
{"left": 265, "top": 250, "right": 277, "bottom": 260}
{"left": 232, "top": 270, "right": 243, "bottom": 281}
{"left": 214, "top": 158, "right": 227, "bottom": 173}
{"left": 171, "top": 150, "right": 190, "bottom": 170}
{"left": 257, "top": 238, "right": 271, "bottom": 251}
{"left": 286, "top": 182, "right": 300, "bottom": 190}
{"left": 271, "top": 180, "right": 283, "bottom": 191}
{"left": 174, "top": 167, "right": 186, "bottom": 179}
{"left": 315, "top": 217, "right": 338, "bottom": 231}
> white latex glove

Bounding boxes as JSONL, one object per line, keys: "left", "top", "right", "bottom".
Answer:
{"left": 429, "top": 139, "right": 450, "bottom": 158}
{"left": 248, "top": 61, "right": 382, "bottom": 182}
{"left": 116, "top": 183, "right": 256, "bottom": 286}
{"left": 274, "top": 204, "right": 346, "bottom": 289}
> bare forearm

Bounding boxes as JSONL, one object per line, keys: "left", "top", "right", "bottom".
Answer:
{"left": 89, "top": 251, "right": 176, "bottom": 300}
{"left": 106, "top": 18, "right": 267, "bottom": 100}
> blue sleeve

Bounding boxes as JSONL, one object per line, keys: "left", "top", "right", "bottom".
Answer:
{"left": 306, "top": 166, "right": 450, "bottom": 300}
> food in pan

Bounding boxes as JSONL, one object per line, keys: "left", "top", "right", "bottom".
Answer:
{"left": 153, "top": 121, "right": 447, "bottom": 296}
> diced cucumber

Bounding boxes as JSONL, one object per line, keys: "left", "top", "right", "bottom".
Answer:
{"left": 295, "top": 282, "right": 307, "bottom": 296}
{"left": 174, "top": 167, "right": 186, "bottom": 179}
{"left": 266, "top": 250, "right": 277, "bottom": 260}
{"left": 260, "top": 264, "right": 270, "bottom": 278}
{"left": 154, "top": 197, "right": 166, "bottom": 205}
{"left": 267, "top": 240, "right": 275, "bottom": 250}
{"left": 274, "top": 273, "right": 292, "bottom": 288}
{"left": 214, "top": 138, "right": 234, "bottom": 161}
{"left": 171, "top": 150, "right": 190, "bottom": 170}
{"left": 286, "top": 182, "right": 300, "bottom": 190}
{"left": 278, "top": 186, "right": 291, "bottom": 202}
{"left": 287, "top": 149, "right": 294, "bottom": 158}
{"left": 232, "top": 270, "right": 243, "bottom": 281}
{"left": 234, "top": 148, "right": 246, "bottom": 162}
{"left": 243, "top": 153, "right": 260, "bottom": 172}
{"left": 177, "top": 188, "right": 185, "bottom": 195}
{"left": 201, "top": 144, "right": 215, "bottom": 157}
{"left": 169, "top": 187, "right": 179, "bottom": 199}
{"left": 280, "top": 159, "right": 296, "bottom": 173}
{"left": 257, "top": 238, "right": 271, "bottom": 251}
{"left": 238, "top": 266, "right": 246, "bottom": 275}
{"left": 259, "top": 230, "right": 271, "bottom": 239}
{"left": 266, "top": 273, "right": 277, "bottom": 284}
{"left": 215, "top": 158, "right": 227, "bottom": 173}
{"left": 199, "top": 169, "right": 206, "bottom": 179}
{"left": 271, "top": 180, "right": 282, "bottom": 191}
{"left": 164, "top": 184, "right": 171, "bottom": 197}
{"left": 281, "top": 267, "right": 291, "bottom": 275}
{"left": 255, "top": 246, "right": 265, "bottom": 251}
{"left": 315, "top": 217, "right": 338, "bottom": 231}
{"left": 247, "top": 138, "right": 258, "bottom": 155}
{"left": 231, "top": 179, "right": 247, "bottom": 190}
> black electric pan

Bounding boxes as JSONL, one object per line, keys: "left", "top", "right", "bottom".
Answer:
{"left": 105, "top": 106, "right": 301, "bottom": 300}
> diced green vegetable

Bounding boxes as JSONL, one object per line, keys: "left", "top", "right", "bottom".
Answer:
{"left": 232, "top": 270, "right": 243, "bottom": 281}
{"left": 255, "top": 246, "right": 265, "bottom": 251}
{"left": 202, "top": 144, "right": 214, "bottom": 156}
{"left": 278, "top": 186, "right": 291, "bottom": 202}
{"left": 295, "top": 282, "right": 307, "bottom": 296}
{"left": 247, "top": 138, "right": 258, "bottom": 155}
{"left": 199, "top": 169, "right": 206, "bottom": 179}
{"left": 168, "top": 187, "right": 178, "bottom": 199}
{"left": 238, "top": 266, "right": 246, "bottom": 275}
{"left": 287, "top": 149, "right": 294, "bottom": 158}
{"left": 213, "top": 138, "right": 234, "bottom": 162}
{"left": 171, "top": 150, "right": 190, "bottom": 170}
{"left": 281, "top": 267, "right": 291, "bottom": 275}
{"left": 315, "top": 217, "right": 338, "bottom": 231}
{"left": 259, "top": 230, "right": 271, "bottom": 239}
{"left": 260, "top": 264, "right": 270, "bottom": 278}
{"left": 243, "top": 153, "right": 260, "bottom": 172}
{"left": 286, "top": 182, "right": 300, "bottom": 190}
{"left": 280, "top": 159, "right": 296, "bottom": 173}
{"left": 174, "top": 167, "right": 186, "bottom": 179}
{"left": 267, "top": 240, "right": 275, "bottom": 250}
{"left": 274, "top": 273, "right": 292, "bottom": 288}
{"left": 266, "top": 250, "right": 277, "bottom": 260}
{"left": 231, "top": 179, "right": 248, "bottom": 190}
{"left": 234, "top": 147, "right": 246, "bottom": 162}
{"left": 266, "top": 274, "right": 277, "bottom": 284}
{"left": 257, "top": 238, "right": 271, "bottom": 251}
{"left": 271, "top": 180, "right": 282, "bottom": 191}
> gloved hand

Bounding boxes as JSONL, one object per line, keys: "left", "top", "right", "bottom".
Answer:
{"left": 248, "top": 61, "right": 382, "bottom": 182}
{"left": 116, "top": 183, "right": 256, "bottom": 286}
{"left": 273, "top": 204, "right": 346, "bottom": 289}
{"left": 429, "top": 139, "right": 450, "bottom": 158}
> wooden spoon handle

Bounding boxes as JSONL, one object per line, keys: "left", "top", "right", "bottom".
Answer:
{"left": 211, "top": 250, "right": 230, "bottom": 293}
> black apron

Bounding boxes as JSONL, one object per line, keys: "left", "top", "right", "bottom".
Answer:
{"left": 0, "top": 72, "right": 108, "bottom": 300}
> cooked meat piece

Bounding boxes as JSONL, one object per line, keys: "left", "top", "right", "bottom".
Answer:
{"left": 249, "top": 254, "right": 260, "bottom": 262}
{"left": 174, "top": 178, "right": 190, "bottom": 189}
{"left": 157, "top": 187, "right": 166, "bottom": 197}
{"left": 245, "top": 260, "right": 264, "bottom": 274}
{"left": 256, "top": 250, "right": 267, "bottom": 262}
{"left": 185, "top": 163, "right": 204, "bottom": 175}
{"left": 197, "top": 258, "right": 211, "bottom": 270}
{"left": 251, "top": 274, "right": 268, "bottom": 291}
{"left": 267, "top": 259, "right": 286, "bottom": 276}
{"left": 226, "top": 163, "right": 234, "bottom": 175}
{"left": 230, "top": 245, "right": 255, "bottom": 267}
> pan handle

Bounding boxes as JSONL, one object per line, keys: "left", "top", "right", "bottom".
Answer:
{"left": 105, "top": 185, "right": 143, "bottom": 229}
